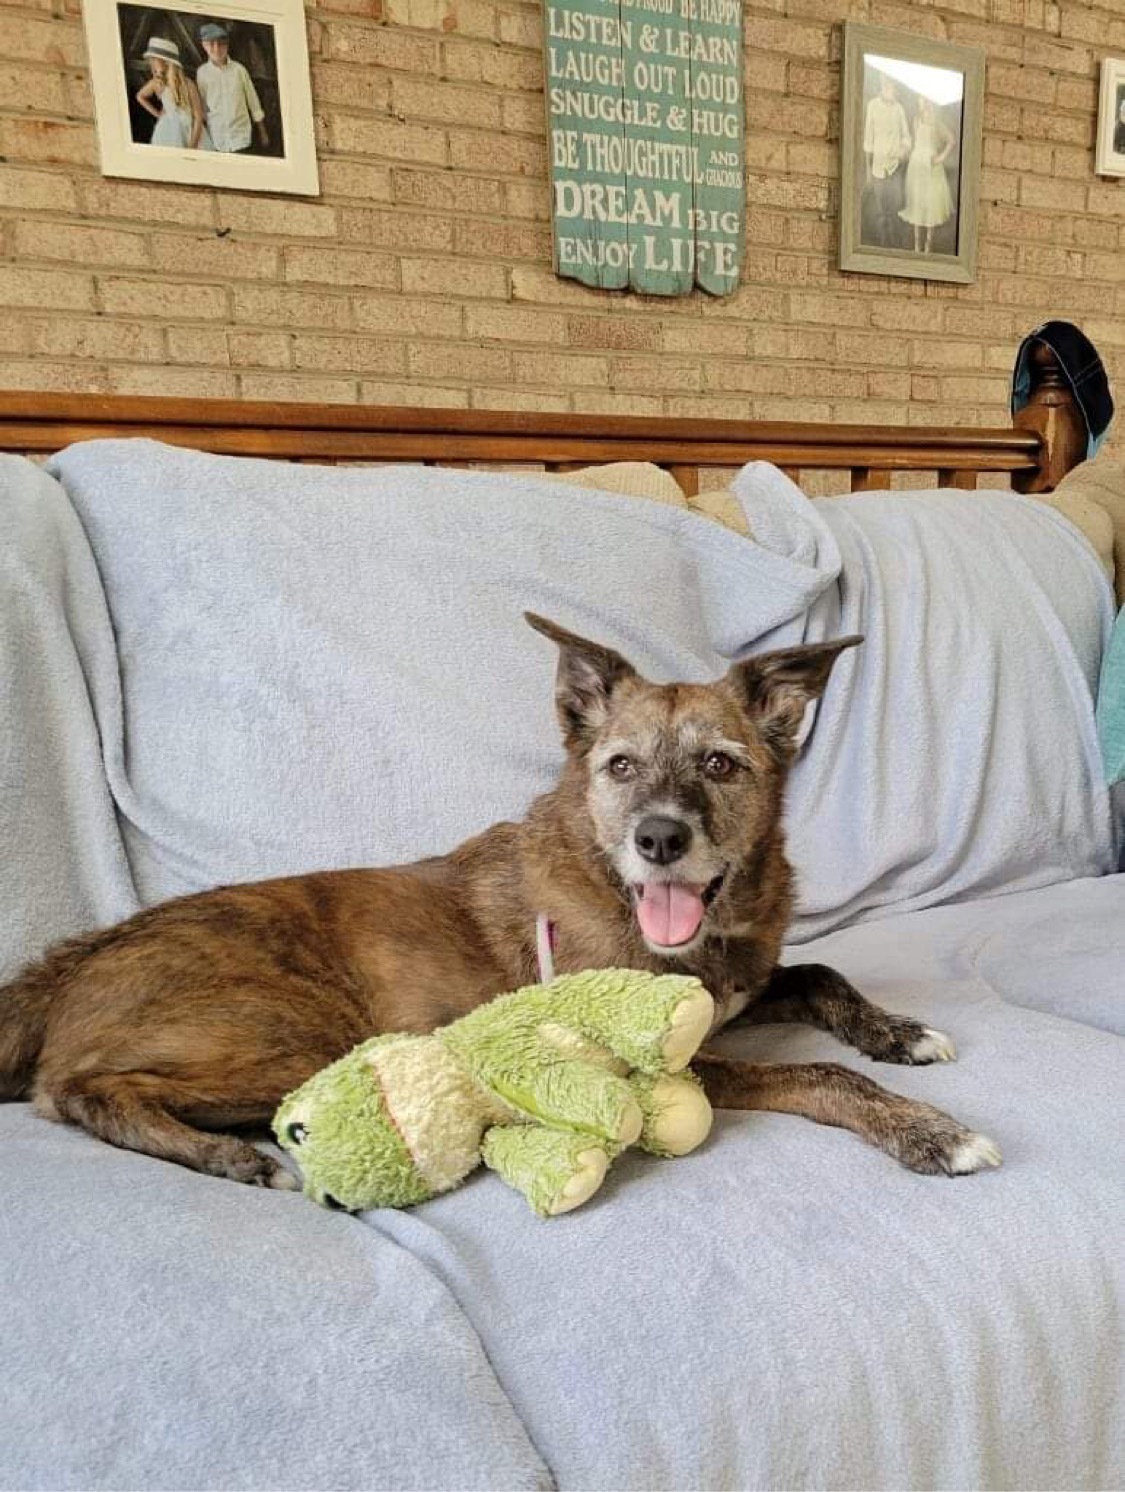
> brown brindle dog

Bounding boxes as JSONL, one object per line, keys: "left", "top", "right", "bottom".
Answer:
{"left": 0, "top": 613, "right": 1000, "bottom": 1188}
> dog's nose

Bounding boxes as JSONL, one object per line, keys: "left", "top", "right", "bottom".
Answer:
{"left": 634, "top": 815, "right": 693, "bottom": 866}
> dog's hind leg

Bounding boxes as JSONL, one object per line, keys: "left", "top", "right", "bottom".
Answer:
{"left": 31, "top": 964, "right": 367, "bottom": 1186}
{"left": 744, "top": 962, "right": 957, "bottom": 1066}
{"left": 35, "top": 1071, "right": 300, "bottom": 1188}
{"left": 695, "top": 1055, "right": 1000, "bottom": 1176}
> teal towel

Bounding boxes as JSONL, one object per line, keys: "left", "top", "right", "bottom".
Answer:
{"left": 1097, "top": 606, "right": 1125, "bottom": 785}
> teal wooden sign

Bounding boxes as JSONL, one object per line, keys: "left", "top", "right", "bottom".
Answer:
{"left": 544, "top": 0, "right": 745, "bottom": 296}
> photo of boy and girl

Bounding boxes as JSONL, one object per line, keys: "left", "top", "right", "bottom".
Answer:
{"left": 117, "top": 6, "right": 284, "bottom": 158}
{"left": 860, "top": 56, "right": 963, "bottom": 257}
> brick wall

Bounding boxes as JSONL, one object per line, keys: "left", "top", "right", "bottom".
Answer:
{"left": 0, "top": 0, "right": 1123, "bottom": 429}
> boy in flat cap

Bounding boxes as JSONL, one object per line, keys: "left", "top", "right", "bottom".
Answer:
{"left": 196, "top": 22, "right": 268, "bottom": 153}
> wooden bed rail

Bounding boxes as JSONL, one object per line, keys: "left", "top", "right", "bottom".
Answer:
{"left": 0, "top": 346, "right": 1086, "bottom": 494}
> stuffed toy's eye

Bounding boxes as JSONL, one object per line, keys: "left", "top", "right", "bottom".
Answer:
{"left": 286, "top": 1122, "right": 308, "bottom": 1146}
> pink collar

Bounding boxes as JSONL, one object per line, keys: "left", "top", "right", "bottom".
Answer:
{"left": 535, "top": 913, "right": 557, "bottom": 984}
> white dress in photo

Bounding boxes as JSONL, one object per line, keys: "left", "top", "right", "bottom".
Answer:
{"left": 899, "top": 120, "right": 953, "bottom": 229}
{"left": 150, "top": 85, "right": 212, "bottom": 149}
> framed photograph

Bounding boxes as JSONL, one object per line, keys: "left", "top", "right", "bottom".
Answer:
{"left": 83, "top": 0, "right": 319, "bottom": 196}
{"left": 839, "top": 23, "right": 984, "bottom": 284}
{"left": 1095, "top": 58, "right": 1125, "bottom": 177}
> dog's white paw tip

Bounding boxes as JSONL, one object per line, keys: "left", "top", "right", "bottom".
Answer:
{"left": 269, "top": 1167, "right": 302, "bottom": 1191}
{"left": 912, "top": 1027, "right": 957, "bottom": 1063}
{"left": 948, "top": 1133, "right": 1002, "bottom": 1174}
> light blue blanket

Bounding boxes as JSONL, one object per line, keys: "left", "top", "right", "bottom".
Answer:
{"left": 0, "top": 1102, "right": 552, "bottom": 1491}
{"left": 40, "top": 441, "right": 1118, "bottom": 945}
{"left": 0, "top": 456, "right": 136, "bottom": 982}
{"left": 746, "top": 463, "right": 1118, "bottom": 934}
{"left": 373, "top": 875, "right": 1125, "bottom": 1491}
{"left": 1, "top": 454, "right": 551, "bottom": 1490}
{"left": 3, "top": 444, "right": 1123, "bottom": 1489}
{"left": 3, "top": 877, "right": 1123, "bottom": 1490}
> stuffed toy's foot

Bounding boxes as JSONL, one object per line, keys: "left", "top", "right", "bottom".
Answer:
{"left": 630, "top": 1071, "right": 714, "bottom": 1157}
{"left": 482, "top": 1124, "right": 611, "bottom": 1216}
{"left": 659, "top": 986, "right": 716, "bottom": 1072}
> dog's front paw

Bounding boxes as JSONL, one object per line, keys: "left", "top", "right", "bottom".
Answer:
{"left": 945, "top": 1132, "right": 1003, "bottom": 1174}
{"left": 866, "top": 1017, "right": 957, "bottom": 1066}
{"left": 906, "top": 1026, "right": 957, "bottom": 1064}
{"left": 891, "top": 1109, "right": 1002, "bottom": 1176}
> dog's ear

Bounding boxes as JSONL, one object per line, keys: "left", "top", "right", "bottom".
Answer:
{"left": 525, "top": 612, "right": 636, "bottom": 749}
{"left": 728, "top": 635, "right": 862, "bottom": 747}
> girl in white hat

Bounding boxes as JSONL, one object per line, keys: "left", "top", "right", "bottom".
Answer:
{"left": 136, "top": 37, "right": 212, "bottom": 150}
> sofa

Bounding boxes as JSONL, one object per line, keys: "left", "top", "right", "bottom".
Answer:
{"left": 2, "top": 436, "right": 1123, "bottom": 1491}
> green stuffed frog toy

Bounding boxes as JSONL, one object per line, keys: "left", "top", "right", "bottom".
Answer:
{"left": 274, "top": 969, "right": 715, "bottom": 1217}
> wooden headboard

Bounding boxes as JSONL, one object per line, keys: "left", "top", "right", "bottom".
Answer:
{"left": 0, "top": 343, "right": 1086, "bottom": 495}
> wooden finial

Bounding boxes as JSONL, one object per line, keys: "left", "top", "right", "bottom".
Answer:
{"left": 1011, "top": 339, "right": 1088, "bottom": 494}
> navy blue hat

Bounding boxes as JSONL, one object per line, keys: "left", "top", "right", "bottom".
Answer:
{"left": 199, "top": 21, "right": 229, "bottom": 41}
{"left": 1011, "top": 320, "right": 1114, "bottom": 459}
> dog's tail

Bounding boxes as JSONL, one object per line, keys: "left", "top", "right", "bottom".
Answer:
{"left": 0, "top": 930, "right": 102, "bottom": 1098}
{"left": 0, "top": 970, "right": 55, "bottom": 1099}
{"left": 0, "top": 958, "right": 65, "bottom": 1098}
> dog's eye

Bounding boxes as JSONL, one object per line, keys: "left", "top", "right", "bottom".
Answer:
{"left": 703, "top": 751, "right": 736, "bottom": 780}
{"left": 286, "top": 1122, "right": 308, "bottom": 1146}
{"left": 608, "top": 755, "right": 635, "bottom": 780}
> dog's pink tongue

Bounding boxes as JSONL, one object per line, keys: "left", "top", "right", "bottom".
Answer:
{"left": 636, "top": 883, "right": 705, "bottom": 948}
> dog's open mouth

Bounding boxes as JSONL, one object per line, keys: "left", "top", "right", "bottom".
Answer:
{"left": 632, "top": 873, "right": 725, "bottom": 950}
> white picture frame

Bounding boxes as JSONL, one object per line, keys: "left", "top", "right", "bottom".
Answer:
{"left": 83, "top": 0, "right": 320, "bottom": 196}
{"left": 1095, "top": 57, "right": 1125, "bottom": 178}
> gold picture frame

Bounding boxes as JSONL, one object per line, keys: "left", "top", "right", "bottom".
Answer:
{"left": 839, "top": 22, "right": 984, "bottom": 284}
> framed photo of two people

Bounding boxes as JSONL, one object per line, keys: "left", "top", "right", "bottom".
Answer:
{"left": 83, "top": 0, "right": 319, "bottom": 195}
{"left": 840, "top": 23, "right": 984, "bottom": 285}
{"left": 1095, "top": 57, "right": 1125, "bottom": 177}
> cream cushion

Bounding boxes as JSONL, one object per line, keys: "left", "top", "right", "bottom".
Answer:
{"left": 1046, "top": 450, "right": 1125, "bottom": 604}
{"left": 552, "top": 462, "right": 687, "bottom": 508}
{"left": 555, "top": 463, "right": 753, "bottom": 538}
{"left": 557, "top": 459, "right": 1125, "bottom": 599}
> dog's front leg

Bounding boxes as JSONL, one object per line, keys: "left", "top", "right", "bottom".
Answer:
{"left": 740, "top": 961, "right": 957, "bottom": 1066}
{"left": 693, "top": 1054, "right": 1000, "bottom": 1176}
